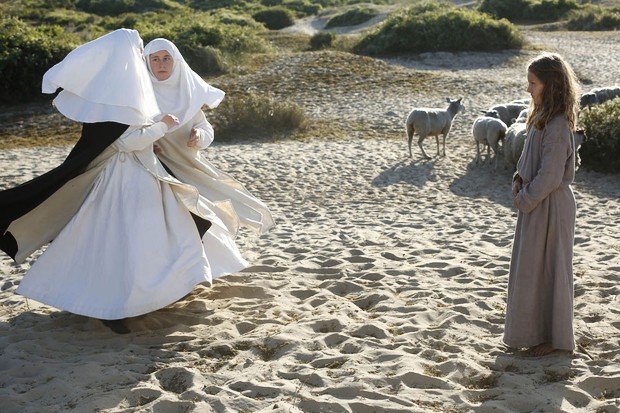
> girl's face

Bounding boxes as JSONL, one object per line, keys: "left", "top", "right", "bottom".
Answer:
{"left": 527, "top": 71, "right": 544, "bottom": 106}
{"left": 149, "top": 50, "right": 173, "bottom": 81}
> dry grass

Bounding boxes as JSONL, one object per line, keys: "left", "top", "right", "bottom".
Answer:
{"left": 0, "top": 101, "right": 80, "bottom": 149}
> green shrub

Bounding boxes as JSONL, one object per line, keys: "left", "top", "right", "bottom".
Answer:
{"left": 186, "top": 0, "right": 253, "bottom": 12}
{"left": 141, "top": 19, "right": 269, "bottom": 55}
{"left": 567, "top": 5, "right": 620, "bottom": 30}
{"left": 281, "top": 0, "right": 321, "bottom": 17}
{"left": 325, "top": 6, "right": 379, "bottom": 29}
{"left": 211, "top": 92, "right": 308, "bottom": 141}
{"left": 354, "top": 2, "right": 523, "bottom": 55}
{"left": 310, "top": 32, "right": 334, "bottom": 50}
{"left": 252, "top": 7, "right": 296, "bottom": 30}
{"left": 211, "top": 9, "right": 261, "bottom": 27}
{"left": 579, "top": 99, "right": 620, "bottom": 173}
{"left": 312, "top": 0, "right": 390, "bottom": 6}
{"left": 478, "top": 0, "right": 580, "bottom": 22}
{"left": 0, "top": 17, "right": 77, "bottom": 104}
{"left": 75, "top": 0, "right": 180, "bottom": 16}
{"left": 185, "top": 46, "right": 228, "bottom": 76}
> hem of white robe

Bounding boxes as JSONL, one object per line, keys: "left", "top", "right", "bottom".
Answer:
{"left": 17, "top": 271, "right": 211, "bottom": 320}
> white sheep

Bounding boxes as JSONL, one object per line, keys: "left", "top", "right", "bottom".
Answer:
{"left": 485, "top": 102, "right": 528, "bottom": 126}
{"left": 580, "top": 86, "right": 620, "bottom": 109}
{"left": 503, "top": 121, "right": 527, "bottom": 170}
{"left": 503, "top": 123, "right": 585, "bottom": 171}
{"left": 405, "top": 97, "right": 465, "bottom": 159}
{"left": 515, "top": 108, "right": 528, "bottom": 123}
{"left": 472, "top": 111, "right": 507, "bottom": 169}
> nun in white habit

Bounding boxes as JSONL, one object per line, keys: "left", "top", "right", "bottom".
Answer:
{"left": 143, "top": 38, "right": 275, "bottom": 277}
{"left": 0, "top": 29, "right": 230, "bottom": 333}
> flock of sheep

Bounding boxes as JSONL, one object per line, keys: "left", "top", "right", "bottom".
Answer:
{"left": 405, "top": 86, "right": 620, "bottom": 170}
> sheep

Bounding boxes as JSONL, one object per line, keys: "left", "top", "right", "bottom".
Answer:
{"left": 503, "top": 123, "right": 585, "bottom": 171}
{"left": 472, "top": 110, "right": 507, "bottom": 169}
{"left": 592, "top": 86, "right": 620, "bottom": 103}
{"left": 580, "top": 86, "right": 620, "bottom": 109}
{"left": 515, "top": 108, "right": 528, "bottom": 123}
{"left": 405, "top": 97, "right": 465, "bottom": 159}
{"left": 503, "top": 122, "right": 527, "bottom": 170}
{"left": 510, "top": 98, "right": 531, "bottom": 105}
{"left": 485, "top": 102, "right": 528, "bottom": 126}
{"left": 579, "top": 92, "right": 598, "bottom": 109}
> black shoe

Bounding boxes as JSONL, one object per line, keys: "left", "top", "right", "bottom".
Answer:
{"left": 101, "top": 319, "right": 130, "bottom": 334}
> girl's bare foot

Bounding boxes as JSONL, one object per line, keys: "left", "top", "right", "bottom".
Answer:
{"left": 527, "top": 343, "right": 555, "bottom": 357}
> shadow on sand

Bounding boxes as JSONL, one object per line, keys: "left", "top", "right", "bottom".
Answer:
{"left": 450, "top": 159, "right": 515, "bottom": 208}
{"left": 371, "top": 157, "right": 437, "bottom": 188}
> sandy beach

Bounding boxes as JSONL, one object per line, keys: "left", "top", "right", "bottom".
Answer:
{"left": 1, "top": 25, "right": 619, "bottom": 413}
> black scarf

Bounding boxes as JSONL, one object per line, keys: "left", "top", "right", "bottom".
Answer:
{"left": 0, "top": 122, "right": 128, "bottom": 259}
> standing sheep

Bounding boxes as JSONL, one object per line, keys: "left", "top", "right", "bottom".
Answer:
{"left": 485, "top": 102, "right": 528, "bottom": 126}
{"left": 514, "top": 108, "right": 528, "bottom": 123}
{"left": 472, "top": 112, "right": 507, "bottom": 169}
{"left": 503, "top": 121, "right": 527, "bottom": 170}
{"left": 405, "top": 97, "right": 465, "bottom": 159}
{"left": 580, "top": 86, "right": 620, "bottom": 109}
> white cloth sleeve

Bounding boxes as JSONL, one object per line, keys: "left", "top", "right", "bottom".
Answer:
{"left": 194, "top": 112, "right": 215, "bottom": 150}
{"left": 113, "top": 122, "right": 169, "bottom": 152}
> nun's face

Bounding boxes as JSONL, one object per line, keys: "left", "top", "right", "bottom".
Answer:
{"left": 149, "top": 50, "right": 173, "bottom": 81}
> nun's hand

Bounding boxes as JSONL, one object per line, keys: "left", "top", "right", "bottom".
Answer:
{"left": 187, "top": 128, "right": 199, "bottom": 147}
{"left": 162, "top": 114, "right": 180, "bottom": 129}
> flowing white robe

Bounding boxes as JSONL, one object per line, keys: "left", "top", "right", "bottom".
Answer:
{"left": 16, "top": 123, "right": 222, "bottom": 320}
{"left": 155, "top": 111, "right": 275, "bottom": 277}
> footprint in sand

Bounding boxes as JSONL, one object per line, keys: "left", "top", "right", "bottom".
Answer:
{"left": 309, "top": 318, "right": 345, "bottom": 334}
{"left": 154, "top": 367, "right": 198, "bottom": 394}
{"left": 352, "top": 293, "right": 391, "bottom": 311}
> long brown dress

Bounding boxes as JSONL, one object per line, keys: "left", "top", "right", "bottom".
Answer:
{"left": 503, "top": 115, "right": 576, "bottom": 351}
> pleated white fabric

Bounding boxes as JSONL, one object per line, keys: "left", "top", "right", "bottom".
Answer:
{"left": 16, "top": 127, "right": 215, "bottom": 320}
{"left": 156, "top": 111, "right": 275, "bottom": 238}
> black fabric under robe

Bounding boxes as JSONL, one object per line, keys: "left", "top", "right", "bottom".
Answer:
{"left": 160, "top": 160, "right": 212, "bottom": 236}
{"left": 0, "top": 121, "right": 211, "bottom": 261}
{"left": 0, "top": 122, "right": 128, "bottom": 259}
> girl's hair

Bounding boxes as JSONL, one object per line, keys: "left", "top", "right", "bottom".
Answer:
{"left": 526, "top": 52, "right": 580, "bottom": 131}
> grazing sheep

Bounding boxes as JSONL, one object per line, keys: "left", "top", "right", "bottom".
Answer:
{"left": 485, "top": 102, "right": 528, "bottom": 126}
{"left": 579, "top": 92, "right": 598, "bottom": 109}
{"left": 472, "top": 111, "right": 507, "bottom": 169}
{"left": 580, "top": 86, "right": 620, "bottom": 109}
{"left": 406, "top": 97, "right": 465, "bottom": 159}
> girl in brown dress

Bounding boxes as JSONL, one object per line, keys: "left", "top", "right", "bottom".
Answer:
{"left": 503, "top": 52, "right": 581, "bottom": 357}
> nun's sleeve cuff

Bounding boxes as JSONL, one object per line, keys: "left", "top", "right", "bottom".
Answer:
{"left": 114, "top": 122, "right": 168, "bottom": 152}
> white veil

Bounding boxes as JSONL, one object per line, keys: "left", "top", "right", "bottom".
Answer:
{"left": 42, "top": 28, "right": 161, "bottom": 125}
